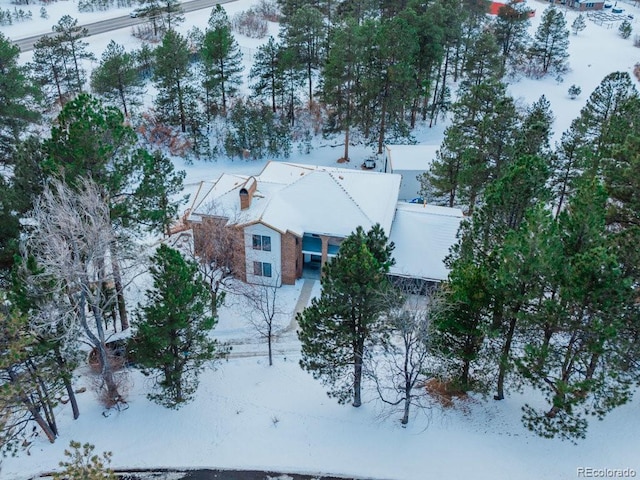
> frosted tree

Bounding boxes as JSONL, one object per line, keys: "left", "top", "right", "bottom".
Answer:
{"left": 369, "top": 280, "right": 433, "bottom": 425}
{"left": 22, "top": 179, "right": 128, "bottom": 408}
{"left": 571, "top": 14, "right": 586, "bottom": 35}
{"left": 619, "top": 20, "right": 632, "bottom": 39}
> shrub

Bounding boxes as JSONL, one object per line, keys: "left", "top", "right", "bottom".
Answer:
{"left": 568, "top": 84, "right": 582, "bottom": 99}
{"left": 232, "top": 8, "right": 268, "bottom": 38}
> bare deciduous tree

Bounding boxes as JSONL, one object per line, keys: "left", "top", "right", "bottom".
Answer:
{"left": 241, "top": 274, "right": 285, "bottom": 366}
{"left": 369, "top": 279, "right": 434, "bottom": 426}
{"left": 190, "top": 208, "right": 244, "bottom": 316}
{"left": 22, "top": 179, "right": 130, "bottom": 409}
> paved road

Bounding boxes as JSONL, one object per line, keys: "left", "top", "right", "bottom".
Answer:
{"left": 116, "top": 469, "right": 363, "bottom": 480}
{"left": 11, "top": 0, "right": 237, "bottom": 52}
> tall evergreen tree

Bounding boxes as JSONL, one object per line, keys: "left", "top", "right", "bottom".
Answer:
{"left": 298, "top": 225, "right": 394, "bottom": 407}
{"left": 131, "top": 244, "right": 227, "bottom": 408}
{"left": 0, "top": 33, "right": 41, "bottom": 164}
{"left": 321, "top": 18, "right": 367, "bottom": 161}
{"left": 90, "top": 41, "right": 145, "bottom": 117}
{"left": 281, "top": 5, "right": 325, "bottom": 107}
{"left": 493, "top": 0, "right": 531, "bottom": 75}
{"left": 249, "top": 36, "right": 283, "bottom": 113}
{"left": 527, "top": 5, "right": 569, "bottom": 78}
{"left": 551, "top": 72, "right": 639, "bottom": 216}
{"left": 31, "top": 35, "right": 72, "bottom": 105}
{"left": 51, "top": 15, "right": 96, "bottom": 92}
{"left": 514, "top": 95, "right": 554, "bottom": 158}
{"left": 426, "top": 79, "right": 519, "bottom": 212}
{"left": 153, "top": 29, "right": 197, "bottom": 133}
{"left": 201, "top": 5, "right": 243, "bottom": 116}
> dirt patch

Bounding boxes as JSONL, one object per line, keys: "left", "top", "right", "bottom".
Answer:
{"left": 424, "top": 378, "right": 469, "bottom": 408}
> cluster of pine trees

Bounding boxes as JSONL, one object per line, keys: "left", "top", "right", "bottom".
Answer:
{"left": 422, "top": 70, "right": 640, "bottom": 441}
{"left": 22, "top": 0, "right": 574, "bottom": 161}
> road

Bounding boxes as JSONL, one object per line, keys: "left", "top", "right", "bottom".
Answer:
{"left": 11, "top": 0, "right": 237, "bottom": 52}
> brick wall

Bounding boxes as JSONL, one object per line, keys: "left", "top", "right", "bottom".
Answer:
{"left": 190, "top": 216, "right": 246, "bottom": 282}
{"left": 281, "top": 231, "right": 303, "bottom": 285}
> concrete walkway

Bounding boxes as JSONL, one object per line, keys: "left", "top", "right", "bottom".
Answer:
{"left": 284, "top": 278, "right": 316, "bottom": 333}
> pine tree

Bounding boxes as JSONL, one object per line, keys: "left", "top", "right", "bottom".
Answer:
{"left": 52, "top": 441, "right": 116, "bottom": 480}
{"left": 494, "top": 0, "right": 531, "bottom": 74}
{"left": 90, "top": 40, "right": 144, "bottom": 117}
{"left": 249, "top": 36, "right": 283, "bottom": 113}
{"left": 31, "top": 35, "right": 72, "bottom": 105}
{"left": 0, "top": 33, "right": 41, "bottom": 164}
{"left": 131, "top": 150, "right": 187, "bottom": 235}
{"left": 514, "top": 95, "right": 554, "bottom": 158}
{"left": 571, "top": 13, "right": 586, "bottom": 35}
{"left": 131, "top": 245, "right": 227, "bottom": 408}
{"left": 460, "top": 29, "right": 502, "bottom": 87}
{"left": 159, "top": 0, "right": 184, "bottom": 30}
{"left": 619, "top": 19, "right": 632, "bottom": 39}
{"left": 426, "top": 79, "right": 519, "bottom": 212}
{"left": 51, "top": 15, "right": 96, "bottom": 92}
{"left": 298, "top": 225, "right": 394, "bottom": 407}
{"left": 551, "top": 72, "right": 639, "bottom": 215}
{"left": 201, "top": 5, "right": 243, "bottom": 116}
{"left": 321, "top": 18, "right": 367, "bottom": 161}
{"left": 153, "top": 29, "right": 197, "bottom": 133}
{"left": 527, "top": 5, "right": 569, "bottom": 78}
{"left": 281, "top": 5, "right": 325, "bottom": 107}
{"left": 0, "top": 305, "right": 62, "bottom": 453}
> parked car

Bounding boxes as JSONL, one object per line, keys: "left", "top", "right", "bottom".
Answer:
{"left": 129, "top": 10, "right": 139, "bottom": 17}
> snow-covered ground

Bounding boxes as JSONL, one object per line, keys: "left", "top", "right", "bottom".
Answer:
{"left": 2, "top": 0, "right": 640, "bottom": 479}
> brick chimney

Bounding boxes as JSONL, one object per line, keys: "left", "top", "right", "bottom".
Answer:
{"left": 239, "top": 176, "right": 257, "bottom": 210}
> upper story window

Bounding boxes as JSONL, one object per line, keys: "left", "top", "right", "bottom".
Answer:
{"left": 252, "top": 234, "right": 271, "bottom": 251}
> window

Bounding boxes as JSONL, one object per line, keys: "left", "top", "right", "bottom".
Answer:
{"left": 253, "top": 261, "right": 272, "bottom": 277}
{"left": 252, "top": 234, "right": 271, "bottom": 251}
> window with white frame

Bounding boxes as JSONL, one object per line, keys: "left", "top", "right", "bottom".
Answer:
{"left": 253, "top": 261, "right": 272, "bottom": 277}
{"left": 252, "top": 234, "right": 271, "bottom": 251}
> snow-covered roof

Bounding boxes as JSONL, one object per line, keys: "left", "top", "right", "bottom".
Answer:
{"left": 389, "top": 202, "right": 464, "bottom": 282}
{"left": 188, "top": 162, "right": 401, "bottom": 238}
{"left": 385, "top": 144, "right": 439, "bottom": 172}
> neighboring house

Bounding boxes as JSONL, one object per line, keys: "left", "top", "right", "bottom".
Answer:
{"left": 551, "top": 0, "right": 604, "bottom": 10}
{"left": 187, "top": 162, "right": 463, "bottom": 288}
{"left": 389, "top": 202, "right": 464, "bottom": 284}
{"left": 383, "top": 144, "right": 438, "bottom": 201}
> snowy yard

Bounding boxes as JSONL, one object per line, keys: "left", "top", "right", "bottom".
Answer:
{"left": 2, "top": 0, "right": 640, "bottom": 478}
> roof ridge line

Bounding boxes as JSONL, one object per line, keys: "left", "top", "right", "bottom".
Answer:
{"left": 327, "top": 171, "right": 375, "bottom": 227}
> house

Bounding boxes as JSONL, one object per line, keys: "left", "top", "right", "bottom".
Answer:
{"left": 187, "top": 162, "right": 463, "bottom": 288}
{"left": 571, "top": 0, "right": 605, "bottom": 10}
{"left": 383, "top": 144, "right": 439, "bottom": 201}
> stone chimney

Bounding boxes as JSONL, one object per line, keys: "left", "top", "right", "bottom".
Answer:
{"left": 239, "top": 176, "right": 257, "bottom": 210}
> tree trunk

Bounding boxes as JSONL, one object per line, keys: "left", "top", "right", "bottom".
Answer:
{"left": 377, "top": 75, "right": 390, "bottom": 155}
{"left": 110, "top": 242, "right": 128, "bottom": 331}
{"left": 267, "top": 332, "right": 273, "bottom": 367}
{"left": 401, "top": 395, "right": 410, "bottom": 425}
{"left": 353, "top": 338, "right": 364, "bottom": 407}
{"left": 495, "top": 315, "right": 517, "bottom": 400}
{"left": 54, "top": 345, "right": 80, "bottom": 419}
